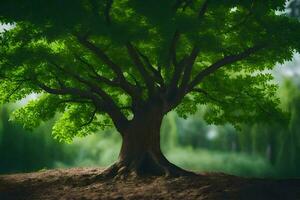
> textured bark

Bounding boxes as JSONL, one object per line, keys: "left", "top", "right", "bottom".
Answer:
{"left": 101, "top": 106, "right": 194, "bottom": 178}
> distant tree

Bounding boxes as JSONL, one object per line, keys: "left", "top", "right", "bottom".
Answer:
{"left": 276, "top": 79, "right": 300, "bottom": 176}
{"left": 0, "top": 106, "right": 70, "bottom": 173}
{"left": 0, "top": 0, "right": 300, "bottom": 178}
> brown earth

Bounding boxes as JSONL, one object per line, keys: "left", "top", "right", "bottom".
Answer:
{"left": 0, "top": 168, "right": 299, "bottom": 200}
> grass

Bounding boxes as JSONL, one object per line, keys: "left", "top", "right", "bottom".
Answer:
{"left": 165, "top": 147, "right": 275, "bottom": 177}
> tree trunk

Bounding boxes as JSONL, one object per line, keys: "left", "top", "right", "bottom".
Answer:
{"left": 101, "top": 106, "right": 195, "bottom": 178}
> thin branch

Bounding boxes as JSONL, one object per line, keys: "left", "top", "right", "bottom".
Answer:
{"left": 198, "top": 0, "right": 209, "bottom": 18}
{"left": 167, "top": 30, "right": 180, "bottom": 69}
{"left": 189, "top": 44, "right": 265, "bottom": 91}
{"left": 136, "top": 49, "right": 165, "bottom": 86}
{"left": 127, "top": 72, "right": 143, "bottom": 90}
{"left": 0, "top": 74, "right": 31, "bottom": 83}
{"left": 166, "top": 47, "right": 200, "bottom": 108}
{"left": 76, "top": 36, "right": 141, "bottom": 100}
{"left": 74, "top": 54, "right": 99, "bottom": 76}
{"left": 36, "top": 81, "right": 95, "bottom": 98}
{"left": 167, "top": 56, "right": 188, "bottom": 98}
{"left": 105, "top": 0, "right": 113, "bottom": 25}
{"left": 90, "top": 75, "right": 120, "bottom": 87}
{"left": 119, "top": 105, "right": 133, "bottom": 110}
{"left": 179, "top": 46, "right": 200, "bottom": 92}
{"left": 32, "top": 68, "right": 101, "bottom": 102}
{"left": 79, "top": 107, "right": 97, "bottom": 128}
{"left": 242, "top": 90, "right": 279, "bottom": 120}
{"left": 49, "top": 61, "right": 119, "bottom": 112}
{"left": 4, "top": 82, "right": 24, "bottom": 102}
{"left": 166, "top": 0, "right": 207, "bottom": 101}
{"left": 192, "top": 88, "right": 226, "bottom": 104}
{"left": 36, "top": 78, "right": 129, "bottom": 132}
{"left": 58, "top": 99, "right": 94, "bottom": 105}
{"left": 77, "top": 36, "right": 125, "bottom": 82}
{"left": 126, "top": 42, "right": 155, "bottom": 95}
{"left": 49, "top": 59, "right": 131, "bottom": 129}
{"left": 74, "top": 54, "right": 122, "bottom": 87}
{"left": 56, "top": 65, "right": 130, "bottom": 130}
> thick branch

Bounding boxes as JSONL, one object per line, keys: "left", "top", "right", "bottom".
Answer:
{"left": 179, "top": 46, "right": 200, "bottom": 92}
{"left": 126, "top": 42, "right": 155, "bottom": 96}
{"left": 77, "top": 36, "right": 142, "bottom": 101}
{"left": 77, "top": 36, "right": 124, "bottom": 79}
{"left": 53, "top": 63, "right": 129, "bottom": 131}
{"left": 189, "top": 45, "right": 265, "bottom": 91}
{"left": 35, "top": 81, "right": 97, "bottom": 100}
{"left": 167, "top": 30, "right": 180, "bottom": 68}
{"left": 166, "top": 46, "right": 199, "bottom": 104}
{"left": 36, "top": 67, "right": 129, "bottom": 132}
{"left": 167, "top": 56, "right": 187, "bottom": 99}
{"left": 165, "top": 0, "right": 207, "bottom": 102}
{"left": 165, "top": 31, "right": 185, "bottom": 100}
{"left": 136, "top": 49, "right": 165, "bottom": 87}
{"left": 74, "top": 55, "right": 122, "bottom": 87}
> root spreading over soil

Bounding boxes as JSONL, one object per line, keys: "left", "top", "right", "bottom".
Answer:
{"left": 0, "top": 168, "right": 299, "bottom": 200}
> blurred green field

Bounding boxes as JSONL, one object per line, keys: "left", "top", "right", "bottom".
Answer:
{"left": 0, "top": 126, "right": 294, "bottom": 178}
{"left": 52, "top": 132, "right": 274, "bottom": 178}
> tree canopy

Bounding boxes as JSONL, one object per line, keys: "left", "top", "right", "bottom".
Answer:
{"left": 1, "top": 0, "right": 300, "bottom": 142}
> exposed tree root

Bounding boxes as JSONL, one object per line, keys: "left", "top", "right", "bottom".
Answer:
{"left": 92, "top": 152, "right": 196, "bottom": 181}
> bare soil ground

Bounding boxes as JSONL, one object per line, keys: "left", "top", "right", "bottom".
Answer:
{"left": 0, "top": 168, "right": 299, "bottom": 200}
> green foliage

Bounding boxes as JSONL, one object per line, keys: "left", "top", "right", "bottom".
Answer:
{"left": 52, "top": 104, "right": 112, "bottom": 142}
{"left": 11, "top": 95, "right": 61, "bottom": 129}
{"left": 1, "top": 1, "right": 300, "bottom": 141}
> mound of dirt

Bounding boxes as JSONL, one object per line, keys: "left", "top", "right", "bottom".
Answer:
{"left": 0, "top": 168, "right": 299, "bottom": 200}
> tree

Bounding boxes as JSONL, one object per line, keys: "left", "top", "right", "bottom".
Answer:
{"left": 0, "top": 106, "right": 71, "bottom": 173}
{"left": 1, "top": 0, "right": 300, "bottom": 178}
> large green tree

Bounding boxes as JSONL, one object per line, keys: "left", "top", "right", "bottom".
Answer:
{"left": 1, "top": 0, "right": 300, "bottom": 177}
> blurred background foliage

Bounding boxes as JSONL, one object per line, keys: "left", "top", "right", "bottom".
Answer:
{"left": 1, "top": 0, "right": 300, "bottom": 178}
{"left": 1, "top": 54, "right": 300, "bottom": 178}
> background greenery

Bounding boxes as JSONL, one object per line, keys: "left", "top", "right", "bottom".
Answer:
{"left": 1, "top": 56, "right": 300, "bottom": 178}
